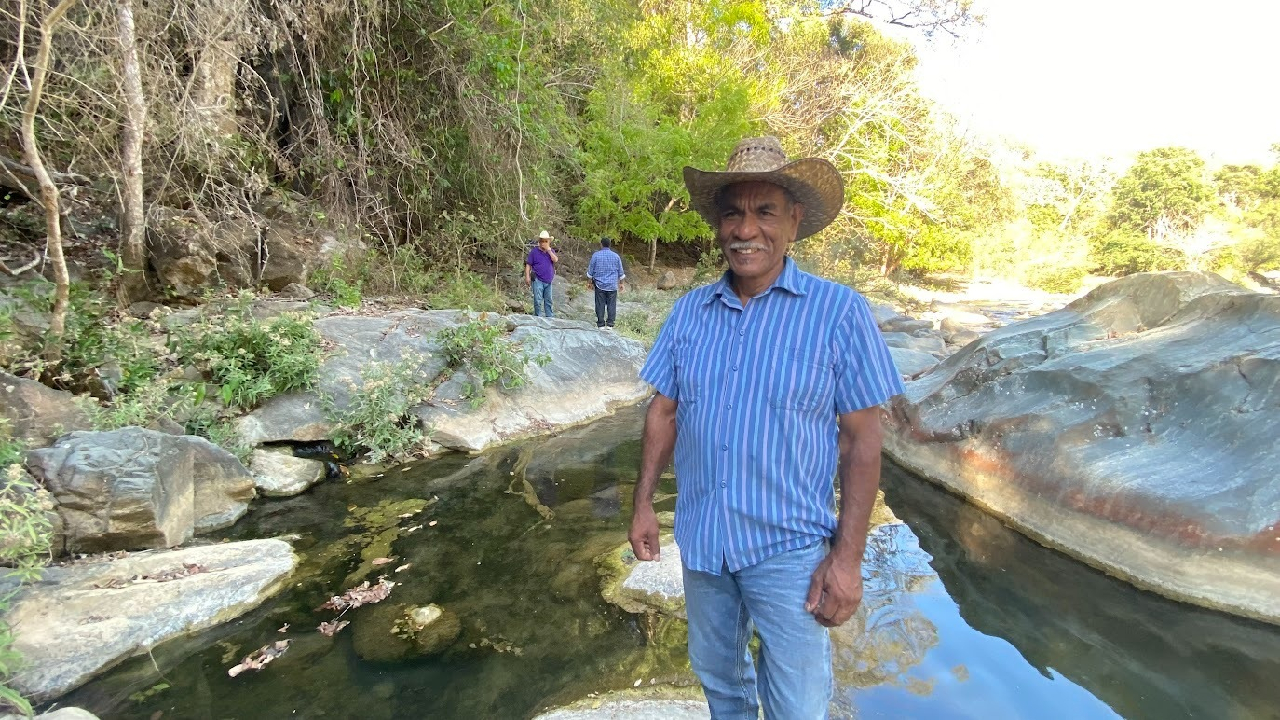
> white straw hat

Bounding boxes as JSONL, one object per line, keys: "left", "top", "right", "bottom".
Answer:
{"left": 683, "top": 136, "right": 844, "bottom": 240}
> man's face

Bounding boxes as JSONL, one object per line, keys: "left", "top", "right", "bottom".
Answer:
{"left": 539, "top": 238, "right": 551, "bottom": 250}
{"left": 715, "top": 182, "right": 803, "bottom": 287}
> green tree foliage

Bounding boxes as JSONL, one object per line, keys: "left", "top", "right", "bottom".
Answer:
{"left": 1105, "top": 147, "right": 1216, "bottom": 235}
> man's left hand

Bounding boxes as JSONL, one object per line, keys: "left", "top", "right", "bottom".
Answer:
{"left": 805, "top": 550, "right": 863, "bottom": 627}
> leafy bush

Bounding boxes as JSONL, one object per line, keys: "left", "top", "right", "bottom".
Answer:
{"left": 435, "top": 317, "right": 549, "bottom": 407}
{"left": 2, "top": 279, "right": 158, "bottom": 392}
{"left": 327, "top": 358, "right": 432, "bottom": 463}
{"left": 1021, "top": 261, "right": 1087, "bottom": 294}
{"left": 1088, "top": 228, "right": 1185, "bottom": 276}
{"left": 424, "top": 271, "right": 507, "bottom": 313}
{"left": 0, "top": 422, "right": 50, "bottom": 716}
{"left": 171, "top": 293, "right": 323, "bottom": 410}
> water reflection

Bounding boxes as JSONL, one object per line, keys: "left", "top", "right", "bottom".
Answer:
{"left": 53, "top": 408, "right": 1280, "bottom": 720}
{"left": 881, "top": 461, "right": 1280, "bottom": 720}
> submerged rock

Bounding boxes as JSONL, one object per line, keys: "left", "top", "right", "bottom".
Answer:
{"left": 26, "top": 428, "right": 256, "bottom": 553}
{"left": 0, "top": 709, "right": 101, "bottom": 720}
{"left": 884, "top": 271, "right": 1280, "bottom": 623}
{"left": 351, "top": 602, "right": 461, "bottom": 662}
{"left": 6, "top": 539, "right": 295, "bottom": 702}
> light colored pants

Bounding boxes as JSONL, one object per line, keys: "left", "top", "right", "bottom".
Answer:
{"left": 531, "top": 277, "right": 554, "bottom": 317}
{"left": 682, "top": 541, "right": 832, "bottom": 720}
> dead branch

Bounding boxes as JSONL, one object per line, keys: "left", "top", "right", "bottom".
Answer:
{"left": 1, "top": 156, "right": 91, "bottom": 187}
{"left": 0, "top": 250, "right": 43, "bottom": 276}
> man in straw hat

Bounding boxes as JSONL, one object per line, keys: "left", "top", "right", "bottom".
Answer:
{"left": 525, "top": 230, "right": 559, "bottom": 317}
{"left": 629, "top": 137, "right": 903, "bottom": 718}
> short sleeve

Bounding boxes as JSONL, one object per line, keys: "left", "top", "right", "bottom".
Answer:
{"left": 833, "top": 296, "right": 905, "bottom": 414}
{"left": 639, "top": 310, "right": 680, "bottom": 400}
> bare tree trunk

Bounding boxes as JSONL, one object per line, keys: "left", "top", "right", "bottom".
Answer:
{"left": 116, "top": 0, "right": 148, "bottom": 307}
{"left": 651, "top": 197, "right": 677, "bottom": 272}
{"left": 17, "top": 0, "right": 78, "bottom": 364}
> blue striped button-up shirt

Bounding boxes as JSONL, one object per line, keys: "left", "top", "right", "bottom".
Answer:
{"left": 639, "top": 258, "right": 904, "bottom": 574}
{"left": 587, "top": 248, "right": 626, "bottom": 291}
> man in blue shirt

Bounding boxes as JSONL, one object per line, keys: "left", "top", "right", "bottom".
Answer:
{"left": 586, "top": 237, "right": 626, "bottom": 328}
{"left": 524, "top": 230, "right": 558, "bottom": 317}
{"left": 631, "top": 136, "right": 903, "bottom": 719}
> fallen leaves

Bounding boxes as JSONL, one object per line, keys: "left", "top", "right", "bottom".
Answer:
{"left": 371, "top": 557, "right": 394, "bottom": 566}
{"left": 93, "top": 563, "right": 208, "bottom": 589}
{"left": 394, "top": 563, "right": 412, "bottom": 573}
{"left": 227, "top": 640, "right": 291, "bottom": 677}
{"left": 317, "top": 620, "right": 350, "bottom": 637}
{"left": 316, "top": 577, "right": 396, "bottom": 612}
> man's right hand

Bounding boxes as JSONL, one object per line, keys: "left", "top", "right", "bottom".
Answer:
{"left": 629, "top": 506, "right": 661, "bottom": 561}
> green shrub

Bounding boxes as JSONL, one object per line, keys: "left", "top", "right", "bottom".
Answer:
{"left": 171, "top": 293, "right": 324, "bottom": 410}
{"left": 424, "top": 271, "right": 507, "bottom": 313}
{"left": 435, "top": 317, "right": 549, "bottom": 407}
{"left": 2, "top": 279, "right": 159, "bottom": 391}
{"left": 327, "top": 358, "right": 433, "bottom": 463}
{"left": 1088, "top": 228, "right": 1185, "bottom": 276}
{"left": 1021, "top": 261, "right": 1087, "bottom": 294}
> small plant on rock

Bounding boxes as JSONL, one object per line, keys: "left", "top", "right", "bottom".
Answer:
{"left": 434, "top": 317, "right": 550, "bottom": 408}
{"left": 326, "top": 357, "right": 434, "bottom": 463}
{"left": 171, "top": 292, "right": 324, "bottom": 410}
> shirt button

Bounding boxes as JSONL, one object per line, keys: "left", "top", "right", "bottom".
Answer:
{"left": 721, "top": 481, "right": 727, "bottom": 488}
{"left": 738, "top": 329, "right": 745, "bottom": 336}
{"left": 732, "top": 365, "right": 738, "bottom": 371}
{"left": 721, "top": 444, "right": 728, "bottom": 451}
{"left": 726, "top": 404, "right": 732, "bottom": 410}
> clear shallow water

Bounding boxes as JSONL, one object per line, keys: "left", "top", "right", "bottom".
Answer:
{"left": 58, "top": 406, "right": 1280, "bottom": 719}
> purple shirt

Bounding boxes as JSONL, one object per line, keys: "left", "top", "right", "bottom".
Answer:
{"left": 526, "top": 246, "right": 556, "bottom": 283}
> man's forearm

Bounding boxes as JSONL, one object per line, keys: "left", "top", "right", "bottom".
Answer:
{"left": 831, "top": 409, "right": 883, "bottom": 564}
{"left": 635, "top": 396, "right": 677, "bottom": 510}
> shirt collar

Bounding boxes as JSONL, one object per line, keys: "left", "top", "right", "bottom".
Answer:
{"left": 703, "top": 256, "right": 807, "bottom": 306}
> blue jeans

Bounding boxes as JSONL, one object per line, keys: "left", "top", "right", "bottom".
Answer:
{"left": 531, "top": 277, "right": 554, "bottom": 317}
{"left": 683, "top": 541, "right": 832, "bottom": 720}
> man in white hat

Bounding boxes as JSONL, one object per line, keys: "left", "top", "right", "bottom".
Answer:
{"left": 629, "top": 137, "right": 903, "bottom": 718}
{"left": 525, "top": 230, "right": 559, "bottom": 317}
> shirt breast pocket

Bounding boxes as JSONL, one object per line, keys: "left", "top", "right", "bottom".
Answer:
{"left": 674, "top": 346, "right": 701, "bottom": 404}
{"left": 769, "top": 347, "right": 835, "bottom": 413}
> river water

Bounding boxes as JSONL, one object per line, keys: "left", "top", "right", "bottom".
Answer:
{"left": 61, "top": 406, "right": 1280, "bottom": 719}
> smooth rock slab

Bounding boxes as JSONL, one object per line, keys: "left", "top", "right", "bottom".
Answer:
{"left": 888, "top": 348, "right": 940, "bottom": 380}
{"left": 534, "top": 697, "right": 709, "bottom": 720}
{"left": 0, "top": 369, "right": 92, "bottom": 447}
{"left": 1, "top": 710, "right": 100, "bottom": 720}
{"left": 7, "top": 539, "right": 296, "bottom": 702}
{"left": 884, "top": 271, "right": 1280, "bottom": 623}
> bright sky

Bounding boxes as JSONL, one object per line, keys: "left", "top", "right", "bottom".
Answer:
{"left": 908, "top": 0, "right": 1280, "bottom": 165}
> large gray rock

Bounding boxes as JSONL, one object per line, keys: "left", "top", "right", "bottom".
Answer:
{"left": 238, "top": 310, "right": 651, "bottom": 454}
{"left": 0, "top": 370, "right": 92, "bottom": 447}
{"left": 26, "top": 428, "right": 256, "bottom": 552}
{"left": 881, "top": 331, "right": 946, "bottom": 357}
{"left": 883, "top": 272, "right": 1280, "bottom": 623}
{"left": 888, "top": 348, "right": 939, "bottom": 379}
{"left": 6, "top": 539, "right": 295, "bottom": 702}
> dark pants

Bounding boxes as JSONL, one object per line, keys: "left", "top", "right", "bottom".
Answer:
{"left": 593, "top": 287, "right": 617, "bottom": 327}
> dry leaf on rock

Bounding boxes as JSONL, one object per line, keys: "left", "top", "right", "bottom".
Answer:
{"left": 394, "top": 563, "right": 412, "bottom": 573}
{"left": 371, "top": 557, "right": 394, "bottom": 566}
{"left": 316, "top": 577, "right": 396, "bottom": 612}
{"left": 227, "top": 640, "right": 292, "bottom": 677}
{"left": 317, "top": 620, "right": 350, "bottom": 637}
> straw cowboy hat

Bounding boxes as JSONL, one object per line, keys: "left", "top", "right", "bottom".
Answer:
{"left": 683, "top": 136, "right": 844, "bottom": 240}
{"left": 537, "top": 230, "right": 554, "bottom": 241}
